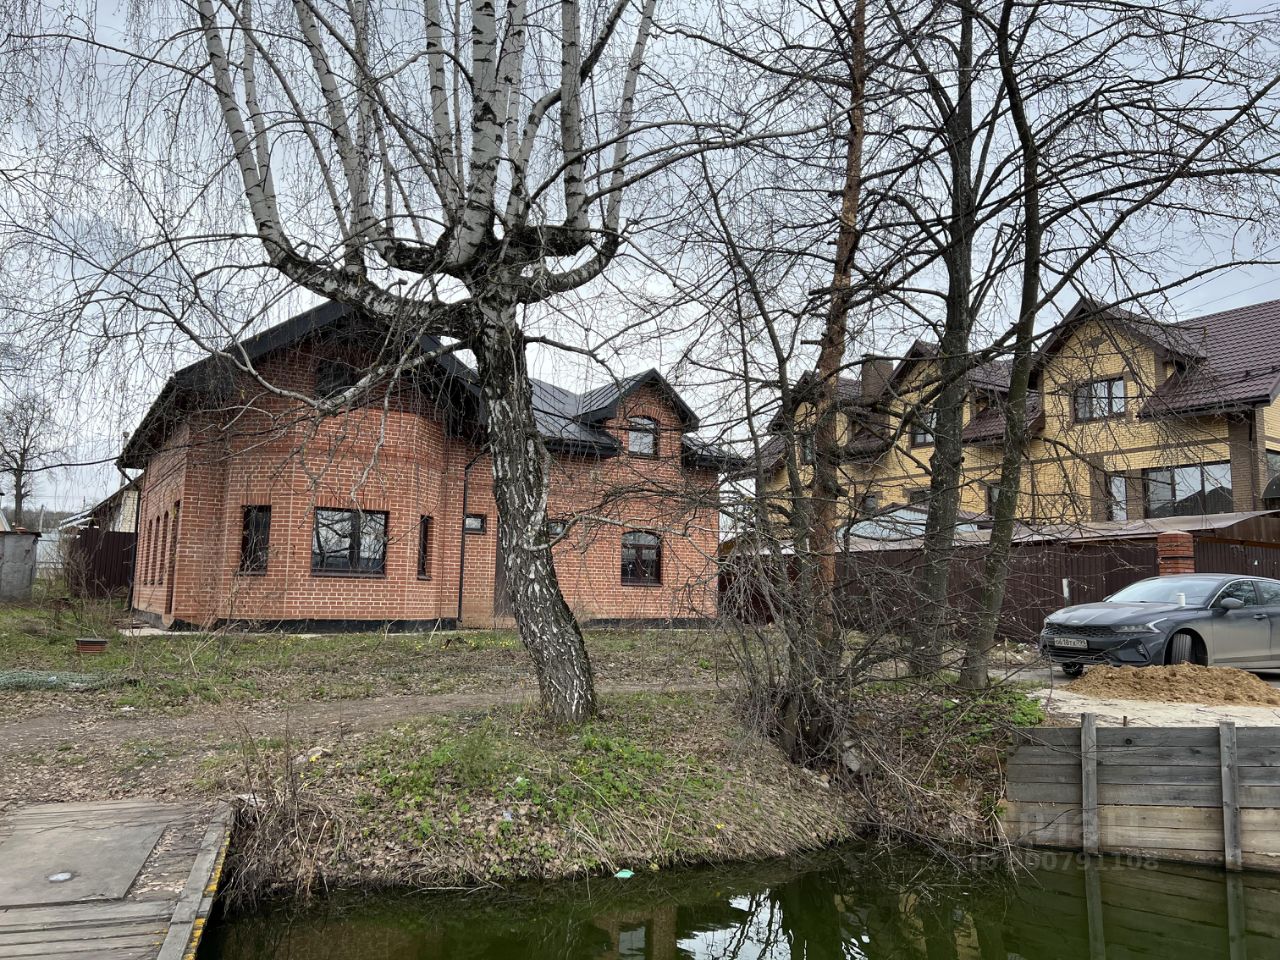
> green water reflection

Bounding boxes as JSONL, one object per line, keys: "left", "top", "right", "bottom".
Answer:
{"left": 201, "top": 848, "right": 1280, "bottom": 959}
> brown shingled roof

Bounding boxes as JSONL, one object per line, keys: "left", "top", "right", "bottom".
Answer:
{"left": 1143, "top": 298, "right": 1280, "bottom": 416}
{"left": 962, "top": 394, "right": 1044, "bottom": 444}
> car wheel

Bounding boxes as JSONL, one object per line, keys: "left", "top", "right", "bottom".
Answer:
{"left": 1168, "top": 631, "right": 1194, "bottom": 665}
{"left": 1062, "top": 662, "right": 1085, "bottom": 679}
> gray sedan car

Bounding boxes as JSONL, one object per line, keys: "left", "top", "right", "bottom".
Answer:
{"left": 1040, "top": 573, "right": 1280, "bottom": 677}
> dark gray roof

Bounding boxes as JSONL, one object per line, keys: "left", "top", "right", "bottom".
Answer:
{"left": 120, "top": 301, "right": 728, "bottom": 469}
{"left": 970, "top": 358, "right": 1013, "bottom": 391}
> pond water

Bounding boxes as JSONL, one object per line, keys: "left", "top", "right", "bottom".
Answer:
{"left": 201, "top": 848, "right": 1280, "bottom": 959}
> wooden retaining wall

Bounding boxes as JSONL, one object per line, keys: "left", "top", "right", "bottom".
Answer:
{"left": 1003, "top": 716, "right": 1280, "bottom": 872}
{"left": 1005, "top": 859, "right": 1280, "bottom": 960}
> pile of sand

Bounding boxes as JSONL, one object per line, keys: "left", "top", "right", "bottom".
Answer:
{"left": 1068, "top": 664, "right": 1280, "bottom": 707}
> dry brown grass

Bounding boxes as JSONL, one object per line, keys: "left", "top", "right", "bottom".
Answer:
{"left": 212, "top": 691, "right": 861, "bottom": 904}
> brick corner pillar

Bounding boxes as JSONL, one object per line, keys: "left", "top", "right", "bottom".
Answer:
{"left": 1157, "top": 531, "right": 1195, "bottom": 576}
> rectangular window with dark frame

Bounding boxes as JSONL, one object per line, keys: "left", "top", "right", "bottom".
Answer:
{"left": 626, "top": 417, "right": 659, "bottom": 457}
{"left": 910, "top": 409, "right": 935, "bottom": 447}
{"left": 907, "top": 488, "right": 930, "bottom": 505}
{"left": 417, "top": 516, "right": 433, "bottom": 579}
{"left": 1073, "top": 377, "right": 1126, "bottom": 422}
{"left": 984, "top": 483, "right": 1001, "bottom": 516}
{"left": 463, "top": 513, "right": 486, "bottom": 534}
{"left": 799, "top": 434, "right": 815, "bottom": 465}
{"left": 1106, "top": 473, "right": 1128, "bottom": 522}
{"left": 621, "top": 530, "right": 662, "bottom": 585}
{"left": 239, "top": 505, "right": 272, "bottom": 573}
{"left": 311, "top": 507, "right": 388, "bottom": 575}
{"left": 1144, "top": 462, "right": 1232, "bottom": 518}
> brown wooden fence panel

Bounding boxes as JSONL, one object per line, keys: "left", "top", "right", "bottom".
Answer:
{"left": 1195, "top": 537, "right": 1280, "bottom": 579}
{"left": 834, "top": 539, "right": 1158, "bottom": 643}
{"left": 66, "top": 528, "right": 136, "bottom": 599}
{"left": 729, "top": 532, "right": 1277, "bottom": 639}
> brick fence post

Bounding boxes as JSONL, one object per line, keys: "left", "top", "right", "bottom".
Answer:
{"left": 1157, "top": 531, "right": 1195, "bottom": 576}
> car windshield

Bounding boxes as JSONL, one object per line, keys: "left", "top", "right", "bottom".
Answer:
{"left": 1108, "top": 578, "right": 1218, "bottom": 606}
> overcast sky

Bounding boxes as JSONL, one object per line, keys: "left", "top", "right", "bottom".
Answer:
{"left": 7, "top": 0, "right": 1280, "bottom": 521}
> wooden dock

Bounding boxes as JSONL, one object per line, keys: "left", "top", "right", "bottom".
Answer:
{"left": 0, "top": 799, "right": 231, "bottom": 960}
{"left": 1003, "top": 715, "right": 1280, "bottom": 871}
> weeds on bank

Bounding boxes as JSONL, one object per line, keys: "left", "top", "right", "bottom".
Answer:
{"left": 214, "top": 693, "right": 853, "bottom": 901}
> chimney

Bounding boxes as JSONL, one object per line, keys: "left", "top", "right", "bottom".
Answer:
{"left": 860, "top": 355, "right": 891, "bottom": 402}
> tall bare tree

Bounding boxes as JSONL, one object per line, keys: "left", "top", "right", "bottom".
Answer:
{"left": 0, "top": 393, "right": 60, "bottom": 528}
{"left": 792, "top": 0, "right": 868, "bottom": 757}
{"left": 959, "top": 0, "right": 1280, "bottom": 687}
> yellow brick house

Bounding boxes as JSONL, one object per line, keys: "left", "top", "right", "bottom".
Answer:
{"left": 760, "top": 297, "right": 1280, "bottom": 528}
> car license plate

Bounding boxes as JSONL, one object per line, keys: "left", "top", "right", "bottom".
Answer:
{"left": 1053, "top": 637, "right": 1089, "bottom": 650}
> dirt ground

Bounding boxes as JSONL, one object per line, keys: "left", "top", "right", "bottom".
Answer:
{"left": 1029, "top": 664, "right": 1280, "bottom": 727}
{"left": 0, "top": 600, "right": 734, "bottom": 806}
{"left": 1069, "top": 663, "right": 1280, "bottom": 707}
{"left": 0, "top": 680, "right": 718, "bottom": 806}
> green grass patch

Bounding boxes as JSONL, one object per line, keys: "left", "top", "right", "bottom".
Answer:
{"left": 0, "top": 602, "right": 723, "bottom": 711}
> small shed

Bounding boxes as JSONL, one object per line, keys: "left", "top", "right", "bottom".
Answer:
{"left": 0, "top": 529, "right": 39, "bottom": 601}
{"left": 58, "top": 479, "right": 142, "bottom": 599}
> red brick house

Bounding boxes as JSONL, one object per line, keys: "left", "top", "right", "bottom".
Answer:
{"left": 119, "top": 302, "right": 734, "bottom": 629}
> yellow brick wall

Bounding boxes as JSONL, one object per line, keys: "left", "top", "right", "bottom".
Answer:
{"left": 764, "top": 318, "right": 1254, "bottom": 525}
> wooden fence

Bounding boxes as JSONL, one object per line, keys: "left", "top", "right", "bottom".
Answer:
{"left": 1003, "top": 716, "right": 1280, "bottom": 872}
{"left": 65, "top": 528, "right": 136, "bottom": 599}
{"left": 835, "top": 540, "right": 1159, "bottom": 643}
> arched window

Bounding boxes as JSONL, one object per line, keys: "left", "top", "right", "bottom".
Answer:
{"left": 159, "top": 512, "right": 169, "bottom": 585}
{"left": 143, "top": 519, "right": 152, "bottom": 584}
{"left": 147, "top": 518, "right": 157, "bottom": 584}
{"left": 621, "top": 531, "right": 661, "bottom": 585}
{"left": 626, "top": 417, "right": 659, "bottom": 457}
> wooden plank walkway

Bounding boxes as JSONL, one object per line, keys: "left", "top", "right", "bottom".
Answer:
{"left": 0, "top": 800, "right": 231, "bottom": 960}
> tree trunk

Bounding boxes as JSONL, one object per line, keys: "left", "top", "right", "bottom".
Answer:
{"left": 915, "top": 0, "right": 975, "bottom": 676}
{"left": 960, "top": 0, "right": 1042, "bottom": 689}
{"left": 473, "top": 296, "right": 597, "bottom": 724}
{"left": 11, "top": 464, "right": 25, "bottom": 529}
{"left": 780, "top": 0, "right": 866, "bottom": 763}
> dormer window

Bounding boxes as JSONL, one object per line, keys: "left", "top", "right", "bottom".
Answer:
{"left": 627, "top": 417, "right": 659, "bottom": 457}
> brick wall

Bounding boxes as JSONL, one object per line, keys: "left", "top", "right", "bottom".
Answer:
{"left": 133, "top": 354, "right": 720, "bottom": 628}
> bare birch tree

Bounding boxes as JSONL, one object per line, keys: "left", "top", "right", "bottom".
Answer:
{"left": 0, "top": 0, "right": 739, "bottom": 723}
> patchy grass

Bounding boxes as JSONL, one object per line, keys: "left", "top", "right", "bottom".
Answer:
{"left": 0, "top": 602, "right": 726, "bottom": 712}
{"left": 215, "top": 692, "right": 856, "bottom": 899}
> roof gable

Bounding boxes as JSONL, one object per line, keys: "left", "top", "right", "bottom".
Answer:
{"left": 120, "top": 301, "right": 723, "bottom": 468}
{"left": 1035, "top": 298, "right": 1207, "bottom": 373}
{"left": 575, "top": 369, "right": 700, "bottom": 429}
